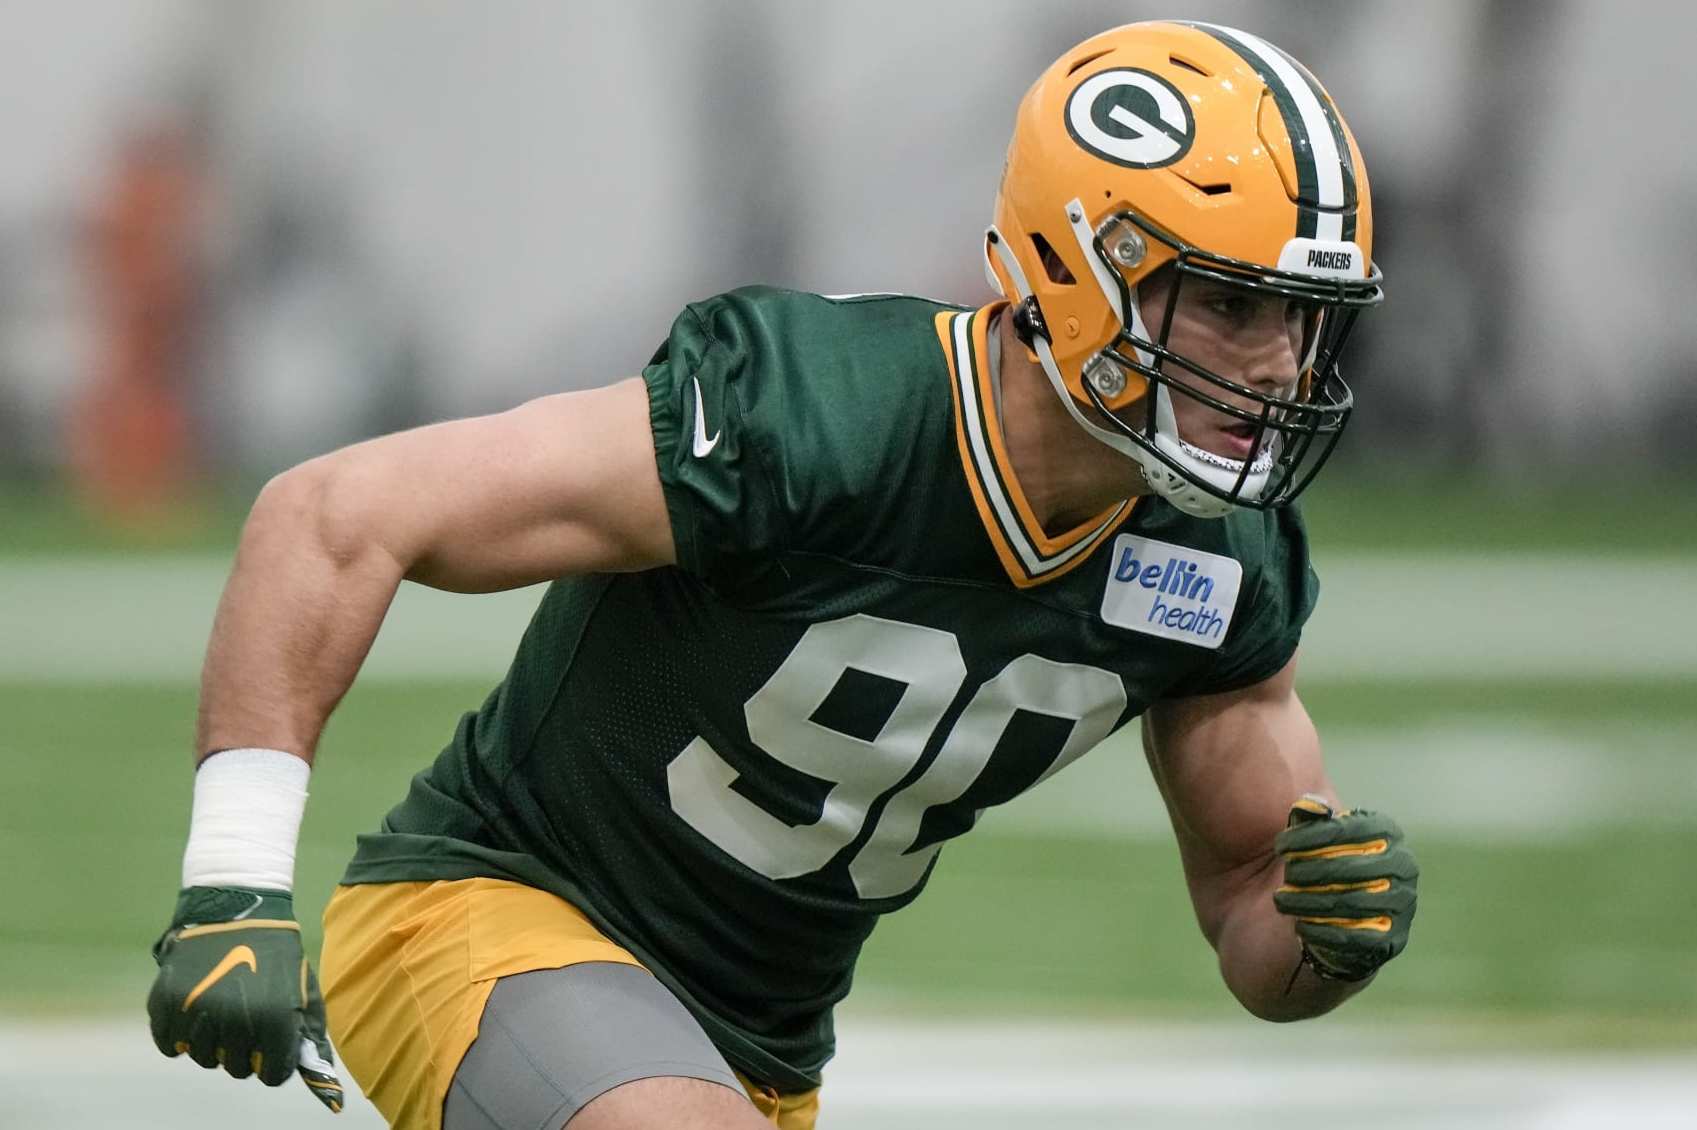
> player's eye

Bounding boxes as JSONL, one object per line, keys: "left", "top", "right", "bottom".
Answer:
{"left": 1204, "top": 292, "right": 1257, "bottom": 326}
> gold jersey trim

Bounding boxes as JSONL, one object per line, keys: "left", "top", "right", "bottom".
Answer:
{"left": 936, "top": 306, "right": 1133, "bottom": 589}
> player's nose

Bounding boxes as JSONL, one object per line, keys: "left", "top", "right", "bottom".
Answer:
{"left": 1233, "top": 324, "right": 1302, "bottom": 400}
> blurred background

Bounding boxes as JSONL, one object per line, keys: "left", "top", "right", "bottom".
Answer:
{"left": 2, "top": 1, "right": 1693, "bottom": 1128}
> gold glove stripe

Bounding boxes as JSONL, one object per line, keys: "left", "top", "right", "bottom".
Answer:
{"left": 304, "top": 1075, "right": 345, "bottom": 1113}
{"left": 176, "top": 918, "right": 300, "bottom": 940}
{"left": 1283, "top": 838, "right": 1388, "bottom": 862}
{"left": 183, "top": 945, "right": 258, "bottom": 1011}
{"left": 1298, "top": 914, "right": 1393, "bottom": 933}
{"left": 1279, "top": 878, "right": 1392, "bottom": 895}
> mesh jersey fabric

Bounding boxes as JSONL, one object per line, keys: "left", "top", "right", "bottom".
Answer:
{"left": 341, "top": 287, "right": 1319, "bottom": 1090}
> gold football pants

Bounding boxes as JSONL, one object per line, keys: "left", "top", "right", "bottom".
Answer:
{"left": 319, "top": 878, "right": 820, "bottom": 1130}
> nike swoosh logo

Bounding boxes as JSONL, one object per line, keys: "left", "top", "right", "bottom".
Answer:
{"left": 182, "top": 944, "right": 258, "bottom": 1011}
{"left": 229, "top": 892, "right": 264, "bottom": 922}
{"left": 692, "top": 378, "right": 721, "bottom": 457}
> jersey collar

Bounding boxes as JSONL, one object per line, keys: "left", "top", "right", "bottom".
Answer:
{"left": 936, "top": 304, "right": 1134, "bottom": 589}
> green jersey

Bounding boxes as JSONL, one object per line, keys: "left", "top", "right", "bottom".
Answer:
{"left": 342, "top": 287, "right": 1318, "bottom": 1090}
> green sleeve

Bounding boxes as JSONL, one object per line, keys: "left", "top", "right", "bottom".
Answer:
{"left": 641, "top": 295, "right": 789, "bottom": 592}
{"left": 1174, "top": 504, "right": 1320, "bottom": 695}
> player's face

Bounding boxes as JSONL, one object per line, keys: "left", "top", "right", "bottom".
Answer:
{"left": 1131, "top": 270, "right": 1312, "bottom": 462}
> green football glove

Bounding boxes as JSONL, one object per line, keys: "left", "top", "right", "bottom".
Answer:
{"left": 148, "top": 886, "right": 343, "bottom": 1113}
{"left": 1273, "top": 796, "right": 1419, "bottom": 983}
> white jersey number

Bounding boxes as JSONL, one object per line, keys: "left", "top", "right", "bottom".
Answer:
{"left": 666, "top": 614, "right": 1126, "bottom": 898}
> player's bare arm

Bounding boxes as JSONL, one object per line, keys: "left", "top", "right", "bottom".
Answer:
{"left": 149, "top": 377, "right": 673, "bottom": 1111}
{"left": 1144, "top": 655, "right": 1417, "bottom": 1021}
{"left": 1144, "top": 655, "right": 1344, "bottom": 1019}
{"left": 198, "top": 377, "right": 672, "bottom": 762}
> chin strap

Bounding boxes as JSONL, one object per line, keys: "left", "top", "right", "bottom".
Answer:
{"left": 1148, "top": 382, "right": 1274, "bottom": 515}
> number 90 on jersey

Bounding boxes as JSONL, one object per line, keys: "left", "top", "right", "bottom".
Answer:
{"left": 666, "top": 614, "right": 1127, "bottom": 900}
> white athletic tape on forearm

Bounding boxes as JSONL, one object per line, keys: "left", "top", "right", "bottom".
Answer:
{"left": 181, "top": 748, "right": 310, "bottom": 891}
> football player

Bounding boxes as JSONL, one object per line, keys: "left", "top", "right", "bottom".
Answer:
{"left": 148, "top": 21, "right": 1417, "bottom": 1130}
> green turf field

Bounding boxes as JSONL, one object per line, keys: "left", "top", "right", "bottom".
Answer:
{"left": 5, "top": 478, "right": 1694, "bottom": 1060}
{"left": 7, "top": 677, "right": 1694, "bottom": 1047}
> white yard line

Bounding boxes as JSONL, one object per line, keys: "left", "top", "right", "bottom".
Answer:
{"left": 3, "top": 556, "right": 1693, "bottom": 837}
{"left": 994, "top": 716, "right": 1697, "bottom": 841}
{"left": 1, "top": 553, "right": 1694, "bottom": 682}
{"left": 0, "top": 556, "right": 545, "bottom": 683}
{"left": 3, "top": 1017, "right": 1692, "bottom": 1130}
{"left": 1300, "top": 553, "right": 1697, "bottom": 680}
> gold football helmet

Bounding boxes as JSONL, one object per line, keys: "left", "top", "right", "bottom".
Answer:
{"left": 985, "top": 20, "right": 1383, "bottom": 517}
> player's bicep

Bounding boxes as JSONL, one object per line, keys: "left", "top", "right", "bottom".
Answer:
{"left": 1143, "top": 654, "right": 1332, "bottom": 936}
{"left": 295, "top": 377, "right": 674, "bottom": 593}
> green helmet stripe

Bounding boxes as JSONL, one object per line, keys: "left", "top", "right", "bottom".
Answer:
{"left": 1182, "top": 23, "right": 1348, "bottom": 242}
{"left": 1270, "top": 45, "right": 1360, "bottom": 242}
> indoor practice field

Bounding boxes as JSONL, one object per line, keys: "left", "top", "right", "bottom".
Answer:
{"left": 5, "top": 3, "right": 1696, "bottom": 1126}
{"left": 3, "top": 484, "right": 1694, "bottom": 1129}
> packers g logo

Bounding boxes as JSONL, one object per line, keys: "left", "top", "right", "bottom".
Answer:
{"left": 1065, "top": 68, "right": 1196, "bottom": 169}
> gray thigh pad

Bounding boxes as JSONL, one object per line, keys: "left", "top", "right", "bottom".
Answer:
{"left": 443, "top": 962, "right": 745, "bottom": 1130}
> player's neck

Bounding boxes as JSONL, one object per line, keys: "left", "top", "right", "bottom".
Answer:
{"left": 993, "top": 312, "right": 1147, "bottom": 536}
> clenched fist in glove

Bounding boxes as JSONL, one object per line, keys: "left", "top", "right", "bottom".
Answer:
{"left": 1274, "top": 795, "right": 1419, "bottom": 982}
{"left": 148, "top": 885, "right": 344, "bottom": 1112}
